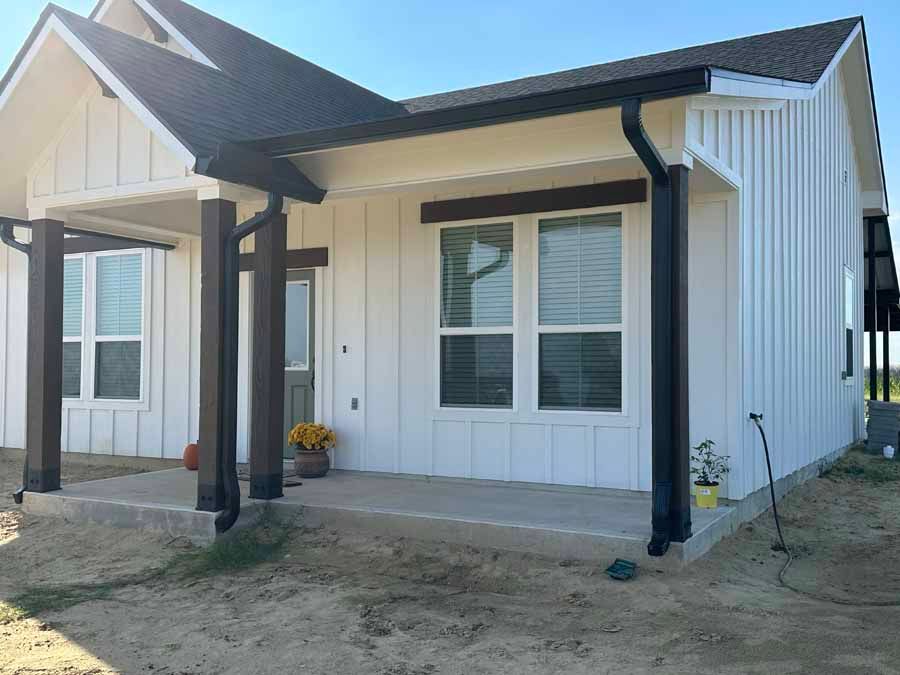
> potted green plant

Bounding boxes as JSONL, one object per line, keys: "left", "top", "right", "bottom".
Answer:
{"left": 289, "top": 423, "right": 336, "bottom": 478}
{"left": 691, "top": 439, "right": 729, "bottom": 508}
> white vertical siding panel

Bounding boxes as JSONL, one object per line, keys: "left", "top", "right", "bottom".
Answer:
{"left": 4, "top": 235, "right": 28, "bottom": 449}
{"left": 114, "top": 411, "right": 139, "bottom": 457}
{"left": 0, "top": 243, "right": 7, "bottom": 447}
{"left": 332, "top": 201, "right": 366, "bottom": 470}
{"left": 163, "top": 242, "right": 193, "bottom": 457}
{"left": 364, "top": 197, "right": 400, "bottom": 473}
{"left": 398, "top": 195, "right": 429, "bottom": 475}
{"left": 189, "top": 240, "right": 201, "bottom": 443}
{"left": 706, "top": 68, "right": 864, "bottom": 496}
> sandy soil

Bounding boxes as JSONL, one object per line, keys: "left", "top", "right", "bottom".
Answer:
{"left": 1, "top": 450, "right": 900, "bottom": 675}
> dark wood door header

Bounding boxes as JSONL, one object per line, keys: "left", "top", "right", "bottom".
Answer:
{"left": 421, "top": 178, "right": 647, "bottom": 224}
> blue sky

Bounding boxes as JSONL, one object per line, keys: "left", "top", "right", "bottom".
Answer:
{"left": 3, "top": 1, "right": 900, "bottom": 360}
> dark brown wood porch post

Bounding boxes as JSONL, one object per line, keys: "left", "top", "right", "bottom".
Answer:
{"left": 249, "top": 211, "right": 287, "bottom": 499}
{"left": 868, "top": 217, "right": 878, "bottom": 401}
{"left": 883, "top": 307, "right": 891, "bottom": 402}
{"left": 668, "top": 165, "right": 692, "bottom": 543}
{"left": 26, "top": 219, "right": 65, "bottom": 492}
{"left": 197, "top": 199, "right": 236, "bottom": 512}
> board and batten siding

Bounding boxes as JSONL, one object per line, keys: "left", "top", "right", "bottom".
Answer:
{"left": 279, "top": 166, "right": 654, "bottom": 491}
{"left": 0, "top": 235, "right": 202, "bottom": 460}
{"left": 687, "top": 68, "right": 864, "bottom": 499}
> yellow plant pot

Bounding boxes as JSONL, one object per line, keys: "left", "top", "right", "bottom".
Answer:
{"left": 694, "top": 483, "right": 719, "bottom": 509}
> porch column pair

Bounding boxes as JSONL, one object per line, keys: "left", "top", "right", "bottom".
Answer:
{"left": 197, "top": 199, "right": 287, "bottom": 512}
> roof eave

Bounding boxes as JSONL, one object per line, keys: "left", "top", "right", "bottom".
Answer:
{"left": 242, "top": 66, "right": 712, "bottom": 158}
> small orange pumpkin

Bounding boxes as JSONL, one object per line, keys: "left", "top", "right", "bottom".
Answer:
{"left": 183, "top": 442, "right": 199, "bottom": 471}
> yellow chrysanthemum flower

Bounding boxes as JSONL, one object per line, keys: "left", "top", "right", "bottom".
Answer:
{"left": 288, "top": 423, "right": 336, "bottom": 450}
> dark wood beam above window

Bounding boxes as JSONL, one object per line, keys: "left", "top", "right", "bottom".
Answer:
{"left": 239, "top": 246, "right": 329, "bottom": 272}
{"left": 420, "top": 179, "right": 647, "bottom": 224}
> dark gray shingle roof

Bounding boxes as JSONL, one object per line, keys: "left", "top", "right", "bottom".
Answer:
{"left": 144, "top": 0, "right": 406, "bottom": 124}
{"left": 48, "top": 4, "right": 862, "bottom": 154}
{"left": 402, "top": 17, "right": 860, "bottom": 113}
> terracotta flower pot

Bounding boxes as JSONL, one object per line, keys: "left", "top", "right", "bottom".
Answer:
{"left": 183, "top": 442, "right": 199, "bottom": 471}
{"left": 295, "top": 448, "right": 331, "bottom": 478}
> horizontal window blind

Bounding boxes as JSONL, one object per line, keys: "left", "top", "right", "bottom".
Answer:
{"left": 441, "top": 223, "right": 513, "bottom": 328}
{"left": 95, "top": 341, "right": 142, "bottom": 400}
{"left": 96, "top": 254, "right": 143, "bottom": 336}
{"left": 539, "top": 213, "right": 622, "bottom": 325}
{"left": 539, "top": 332, "right": 622, "bottom": 412}
{"left": 62, "top": 342, "right": 82, "bottom": 398}
{"left": 441, "top": 335, "right": 513, "bottom": 408}
{"left": 63, "top": 258, "right": 84, "bottom": 338}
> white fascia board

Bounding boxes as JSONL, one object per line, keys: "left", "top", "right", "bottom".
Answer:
{"left": 94, "top": 0, "right": 218, "bottom": 70}
{"left": 131, "top": 0, "right": 219, "bottom": 70}
{"left": 4, "top": 15, "right": 197, "bottom": 171}
{"left": 708, "top": 69, "right": 813, "bottom": 100}
{"left": 92, "top": 0, "right": 115, "bottom": 20}
{"left": 862, "top": 190, "right": 887, "bottom": 216}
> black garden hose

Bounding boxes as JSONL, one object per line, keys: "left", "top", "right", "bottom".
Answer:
{"left": 750, "top": 412, "right": 900, "bottom": 607}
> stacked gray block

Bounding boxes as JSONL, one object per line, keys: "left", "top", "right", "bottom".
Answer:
{"left": 866, "top": 401, "right": 900, "bottom": 452}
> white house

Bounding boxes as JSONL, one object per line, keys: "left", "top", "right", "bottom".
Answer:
{"left": 0, "top": 1, "right": 892, "bottom": 555}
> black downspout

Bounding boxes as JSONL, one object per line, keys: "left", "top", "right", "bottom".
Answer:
{"left": 621, "top": 99, "right": 674, "bottom": 557}
{"left": 0, "top": 220, "right": 32, "bottom": 505}
{"left": 215, "top": 193, "right": 284, "bottom": 534}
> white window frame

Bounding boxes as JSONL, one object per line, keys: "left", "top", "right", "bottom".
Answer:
{"left": 62, "top": 253, "right": 86, "bottom": 400}
{"left": 285, "top": 278, "right": 311, "bottom": 372}
{"left": 433, "top": 218, "right": 519, "bottom": 412}
{"left": 843, "top": 264, "right": 855, "bottom": 385}
{"left": 63, "top": 248, "right": 152, "bottom": 411}
{"left": 532, "top": 205, "right": 629, "bottom": 416}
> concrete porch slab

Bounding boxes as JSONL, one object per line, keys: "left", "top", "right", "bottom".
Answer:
{"left": 22, "top": 468, "right": 737, "bottom": 566}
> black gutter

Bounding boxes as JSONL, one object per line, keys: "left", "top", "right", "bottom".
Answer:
{"left": 242, "top": 67, "right": 711, "bottom": 157}
{"left": 215, "top": 192, "right": 285, "bottom": 534}
{"left": 0, "top": 220, "right": 32, "bottom": 505}
{"left": 621, "top": 99, "right": 675, "bottom": 557}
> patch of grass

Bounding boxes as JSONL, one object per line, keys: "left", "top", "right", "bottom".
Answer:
{"left": 164, "top": 516, "right": 293, "bottom": 579}
{"left": 825, "top": 450, "right": 900, "bottom": 484}
{"left": 1, "top": 514, "right": 294, "bottom": 623}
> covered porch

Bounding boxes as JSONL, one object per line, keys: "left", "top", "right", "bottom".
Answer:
{"left": 0, "top": 4, "right": 743, "bottom": 561}
{"left": 21, "top": 466, "right": 736, "bottom": 567}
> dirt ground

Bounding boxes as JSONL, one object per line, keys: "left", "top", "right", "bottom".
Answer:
{"left": 1, "top": 450, "right": 900, "bottom": 675}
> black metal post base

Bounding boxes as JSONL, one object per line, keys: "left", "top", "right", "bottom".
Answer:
{"left": 249, "top": 472, "right": 284, "bottom": 501}
{"left": 26, "top": 467, "right": 60, "bottom": 493}
{"left": 669, "top": 507, "right": 692, "bottom": 543}
{"left": 197, "top": 481, "right": 225, "bottom": 512}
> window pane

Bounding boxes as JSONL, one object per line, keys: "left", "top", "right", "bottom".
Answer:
{"left": 440, "top": 334, "right": 513, "bottom": 408}
{"left": 539, "top": 213, "right": 622, "bottom": 325}
{"left": 539, "top": 332, "right": 622, "bottom": 411}
{"left": 441, "top": 223, "right": 513, "bottom": 328}
{"left": 96, "top": 254, "right": 143, "bottom": 336}
{"left": 285, "top": 282, "right": 309, "bottom": 368}
{"left": 62, "top": 342, "right": 81, "bottom": 398}
{"left": 95, "top": 341, "right": 141, "bottom": 400}
{"left": 63, "top": 258, "right": 83, "bottom": 338}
